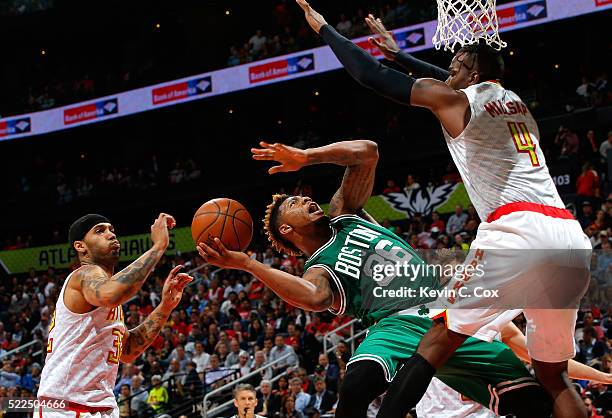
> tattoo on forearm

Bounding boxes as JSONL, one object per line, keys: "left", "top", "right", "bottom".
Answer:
{"left": 115, "top": 250, "right": 160, "bottom": 286}
{"left": 329, "top": 165, "right": 376, "bottom": 214}
{"left": 122, "top": 311, "right": 168, "bottom": 358}
{"left": 80, "top": 250, "right": 160, "bottom": 301}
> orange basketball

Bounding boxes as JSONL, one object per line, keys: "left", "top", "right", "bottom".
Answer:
{"left": 191, "top": 198, "right": 253, "bottom": 252}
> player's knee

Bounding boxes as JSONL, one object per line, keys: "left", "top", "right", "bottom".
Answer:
{"left": 532, "top": 360, "right": 572, "bottom": 394}
{"left": 340, "top": 361, "right": 387, "bottom": 400}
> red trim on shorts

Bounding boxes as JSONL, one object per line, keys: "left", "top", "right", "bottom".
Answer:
{"left": 487, "top": 202, "right": 574, "bottom": 223}
{"left": 431, "top": 310, "right": 448, "bottom": 327}
{"left": 38, "top": 398, "right": 113, "bottom": 414}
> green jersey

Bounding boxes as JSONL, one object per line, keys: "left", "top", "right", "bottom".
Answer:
{"left": 304, "top": 214, "right": 441, "bottom": 326}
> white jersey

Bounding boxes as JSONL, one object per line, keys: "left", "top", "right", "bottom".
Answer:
{"left": 417, "top": 378, "right": 500, "bottom": 418}
{"left": 38, "top": 269, "right": 127, "bottom": 409}
{"left": 442, "top": 81, "right": 564, "bottom": 221}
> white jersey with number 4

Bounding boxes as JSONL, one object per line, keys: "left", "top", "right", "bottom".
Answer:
{"left": 442, "top": 81, "right": 564, "bottom": 221}
{"left": 38, "top": 269, "right": 127, "bottom": 409}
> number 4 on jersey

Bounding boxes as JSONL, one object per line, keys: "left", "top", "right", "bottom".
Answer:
{"left": 508, "top": 121, "right": 540, "bottom": 167}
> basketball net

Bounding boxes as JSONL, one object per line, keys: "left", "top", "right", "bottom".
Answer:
{"left": 433, "top": 0, "right": 507, "bottom": 52}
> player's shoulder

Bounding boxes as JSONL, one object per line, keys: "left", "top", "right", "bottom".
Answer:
{"left": 68, "top": 264, "right": 107, "bottom": 288}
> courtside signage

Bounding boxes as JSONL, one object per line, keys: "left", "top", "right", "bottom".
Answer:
{"left": 64, "top": 98, "right": 118, "bottom": 125}
{"left": 152, "top": 76, "right": 212, "bottom": 105}
{"left": 0, "top": 117, "right": 31, "bottom": 139}
{"left": 249, "top": 53, "right": 315, "bottom": 83}
{"left": 1, "top": 0, "right": 608, "bottom": 140}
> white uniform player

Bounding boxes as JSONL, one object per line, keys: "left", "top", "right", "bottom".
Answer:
{"left": 438, "top": 81, "right": 592, "bottom": 362}
{"left": 417, "top": 377, "right": 500, "bottom": 418}
{"left": 36, "top": 269, "right": 126, "bottom": 418}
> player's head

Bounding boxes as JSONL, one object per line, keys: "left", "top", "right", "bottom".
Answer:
{"left": 263, "top": 194, "right": 327, "bottom": 255}
{"left": 233, "top": 383, "right": 258, "bottom": 415}
{"left": 69, "top": 214, "right": 120, "bottom": 265}
{"left": 446, "top": 42, "right": 505, "bottom": 89}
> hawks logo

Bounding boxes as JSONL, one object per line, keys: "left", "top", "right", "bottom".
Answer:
{"left": 383, "top": 183, "right": 457, "bottom": 217}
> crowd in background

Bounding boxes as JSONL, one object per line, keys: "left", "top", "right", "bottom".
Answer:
{"left": 1, "top": 165, "right": 612, "bottom": 416}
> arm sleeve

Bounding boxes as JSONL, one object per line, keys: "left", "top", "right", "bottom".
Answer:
{"left": 393, "top": 51, "right": 450, "bottom": 81}
{"left": 319, "top": 25, "right": 414, "bottom": 105}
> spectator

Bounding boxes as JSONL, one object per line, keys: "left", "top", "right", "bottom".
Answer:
{"left": 205, "top": 354, "right": 233, "bottom": 388}
{"left": 130, "top": 375, "right": 149, "bottom": 417}
{"left": 576, "top": 327, "right": 608, "bottom": 364}
{"left": 336, "top": 14, "right": 352, "bottom": 37}
{"left": 249, "top": 30, "right": 267, "bottom": 58}
{"left": 147, "top": 375, "right": 168, "bottom": 414}
{"left": 576, "top": 312, "right": 605, "bottom": 344}
{"left": 279, "top": 395, "right": 304, "bottom": 418}
{"left": 226, "top": 338, "right": 249, "bottom": 367}
{"left": 169, "top": 344, "right": 191, "bottom": 370}
{"left": 270, "top": 334, "right": 299, "bottom": 372}
{"left": 162, "top": 358, "right": 182, "bottom": 387}
{"left": 192, "top": 341, "right": 210, "bottom": 373}
{"left": 429, "top": 211, "right": 445, "bottom": 232}
{"left": 182, "top": 361, "right": 204, "bottom": 398}
{"left": 382, "top": 179, "right": 400, "bottom": 194}
{"left": 289, "top": 377, "right": 311, "bottom": 415}
{"left": 576, "top": 76, "right": 596, "bottom": 105}
{"left": 556, "top": 126, "right": 580, "bottom": 156}
{"left": 256, "top": 379, "right": 281, "bottom": 417}
{"left": 232, "top": 351, "right": 252, "bottom": 377}
{"left": 599, "top": 131, "right": 612, "bottom": 163}
{"left": 317, "top": 353, "right": 339, "bottom": 390}
{"left": 117, "top": 384, "right": 132, "bottom": 418}
{"left": 0, "top": 362, "right": 20, "bottom": 388}
{"left": 577, "top": 162, "right": 601, "bottom": 201}
{"left": 251, "top": 350, "right": 273, "bottom": 382}
{"left": 306, "top": 376, "right": 336, "bottom": 414}
{"left": 446, "top": 205, "right": 468, "bottom": 235}
{"left": 584, "top": 396, "right": 603, "bottom": 418}
{"left": 403, "top": 174, "right": 421, "bottom": 193}
{"left": 580, "top": 202, "right": 596, "bottom": 230}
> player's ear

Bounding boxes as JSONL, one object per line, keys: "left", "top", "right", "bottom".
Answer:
{"left": 73, "top": 240, "right": 87, "bottom": 256}
{"left": 278, "top": 223, "right": 293, "bottom": 236}
{"left": 469, "top": 70, "right": 480, "bottom": 85}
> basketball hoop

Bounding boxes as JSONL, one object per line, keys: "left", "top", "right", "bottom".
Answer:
{"left": 433, "top": 0, "right": 507, "bottom": 52}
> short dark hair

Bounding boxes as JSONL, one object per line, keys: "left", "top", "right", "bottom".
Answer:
{"left": 263, "top": 194, "right": 302, "bottom": 255}
{"left": 233, "top": 383, "right": 257, "bottom": 398}
{"left": 457, "top": 42, "right": 505, "bottom": 81}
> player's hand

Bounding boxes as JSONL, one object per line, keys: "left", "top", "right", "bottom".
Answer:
{"left": 197, "top": 238, "right": 251, "bottom": 270}
{"left": 159, "top": 265, "right": 193, "bottom": 312}
{"left": 251, "top": 141, "right": 308, "bottom": 174}
{"left": 365, "top": 14, "right": 400, "bottom": 60}
{"left": 151, "top": 213, "right": 175, "bottom": 250}
{"left": 296, "top": 0, "right": 327, "bottom": 34}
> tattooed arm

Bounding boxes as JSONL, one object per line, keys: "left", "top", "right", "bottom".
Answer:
{"left": 79, "top": 213, "right": 173, "bottom": 308}
{"left": 121, "top": 266, "right": 193, "bottom": 363}
{"left": 251, "top": 140, "right": 379, "bottom": 217}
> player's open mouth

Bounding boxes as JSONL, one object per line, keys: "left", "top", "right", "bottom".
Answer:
{"left": 308, "top": 202, "right": 322, "bottom": 214}
{"left": 110, "top": 241, "right": 120, "bottom": 250}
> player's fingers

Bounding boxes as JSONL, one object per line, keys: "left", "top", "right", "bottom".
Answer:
{"left": 268, "top": 165, "right": 287, "bottom": 174}
{"left": 212, "top": 238, "right": 228, "bottom": 255}
{"left": 169, "top": 264, "right": 183, "bottom": 277}
{"left": 199, "top": 242, "right": 220, "bottom": 258}
{"left": 177, "top": 274, "right": 193, "bottom": 288}
{"left": 259, "top": 141, "right": 273, "bottom": 148}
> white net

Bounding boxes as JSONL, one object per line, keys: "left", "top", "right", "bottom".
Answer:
{"left": 433, "top": 0, "right": 507, "bottom": 52}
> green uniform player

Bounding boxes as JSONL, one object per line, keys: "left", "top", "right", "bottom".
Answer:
{"left": 304, "top": 213, "right": 540, "bottom": 412}
{"left": 198, "top": 140, "right": 562, "bottom": 417}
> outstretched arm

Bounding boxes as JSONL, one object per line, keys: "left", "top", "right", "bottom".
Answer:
{"left": 501, "top": 322, "right": 612, "bottom": 384}
{"left": 197, "top": 239, "right": 336, "bottom": 312}
{"left": 252, "top": 140, "right": 378, "bottom": 217}
{"left": 77, "top": 213, "right": 174, "bottom": 308}
{"left": 296, "top": 0, "right": 468, "bottom": 137}
{"left": 121, "top": 266, "right": 192, "bottom": 363}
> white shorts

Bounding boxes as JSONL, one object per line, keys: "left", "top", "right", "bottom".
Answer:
{"left": 34, "top": 405, "right": 118, "bottom": 418}
{"left": 439, "top": 206, "right": 591, "bottom": 362}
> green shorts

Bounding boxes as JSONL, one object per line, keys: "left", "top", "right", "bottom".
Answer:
{"left": 348, "top": 315, "right": 539, "bottom": 411}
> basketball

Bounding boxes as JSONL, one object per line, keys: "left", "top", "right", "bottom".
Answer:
{"left": 191, "top": 198, "right": 253, "bottom": 252}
